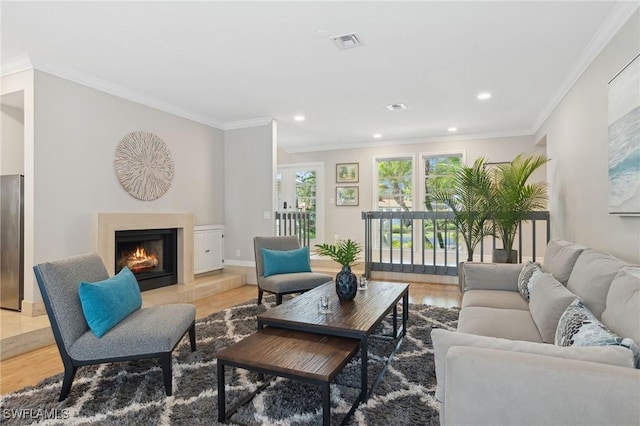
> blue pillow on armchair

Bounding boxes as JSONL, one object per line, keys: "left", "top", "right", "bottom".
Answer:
{"left": 261, "top": 247, "right": 312, "bottom": 277}
{"left": 78, "top": 266, "right": 142, "bottom": 338}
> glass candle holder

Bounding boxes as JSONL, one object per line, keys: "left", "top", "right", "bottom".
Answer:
{"left": 318, "top": 295, "right": 330, "bottom": 313}
{"left": 358, "top": 275, "right": 368, "bottom": 290}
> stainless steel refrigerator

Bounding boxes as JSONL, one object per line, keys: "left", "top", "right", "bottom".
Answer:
{"left": 1, "top": 174, "right": 24, "bottom": 310}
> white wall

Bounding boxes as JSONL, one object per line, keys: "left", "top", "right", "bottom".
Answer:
{"left": 280, "top": 135, "right": 545, "bottom": 246}
{"left": 30, "top": 71, "right": 224, "bottom": 302}
{"left": 1, "top": 98, "right": 24, "bottom": 175}
{"left": 224, "top": 123, "right": 276, "bottom": 265}
{"left": 535, "top": 10, "right": 640, "bottom": 264}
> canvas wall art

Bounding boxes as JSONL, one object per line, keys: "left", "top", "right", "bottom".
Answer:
{"left": 608, "top": 53, "right": 640, "bottom": 215}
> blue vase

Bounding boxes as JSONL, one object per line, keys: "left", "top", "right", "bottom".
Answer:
{"left": 335, "top": 265, "right": 357, "bottom": 301}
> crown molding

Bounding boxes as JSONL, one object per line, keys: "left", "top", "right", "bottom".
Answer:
{"left": 223, "top": 117, "right": 273, "bottom": 130}
{"left": 282, "top": 128, "right": 535, "bottom": 153}
{"left": 0, "top": 54, "right": 33, "bottom": 76}
{"left": 532, "top": 1, "right": 639, "bottom": 133}
{"left": 1, "top": 54, "right": 271, "bottom": 132}
{"left": 2, "top": 55, "right": 226, "bottom": 130}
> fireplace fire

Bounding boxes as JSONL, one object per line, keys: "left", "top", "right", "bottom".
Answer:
{"left": 115, "top": 228, "right": 178, "bottom": 292}
{"left": 118, "top": 246, "right": 159, "bottom": 273}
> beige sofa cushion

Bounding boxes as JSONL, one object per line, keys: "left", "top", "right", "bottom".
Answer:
{"left": 602, "top": 266, "right": 640, "bottom": 347}
{"left": 458, "top": 306, "right": 542, "bottom": 342}
{"left": 431, "top": 329, "right": 635, "bottom": 403}
{"left": 461, "top": 289, "right": 529, "bottom": 310}
{"left": 461, "top": 262, "right": 523, "bottom": 292}
{"left": 542, "top": 239, "right": 585, "bottom": 284}
{"left": 529, "top": 273, "right": 579, "bottom": 343}
{"left": 566, "top": 249, "right": 626, "bottom": 319}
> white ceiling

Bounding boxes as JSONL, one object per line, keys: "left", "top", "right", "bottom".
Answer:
{"left": 1, "top": 1, "right": 636, "bottom": 152}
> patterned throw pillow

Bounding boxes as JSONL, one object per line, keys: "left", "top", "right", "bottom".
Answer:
{"left": 518, "top": 261, "right": 542, "bottom": 301}
{"left": 555, "top": 299, "right": 640, "bottom": 368}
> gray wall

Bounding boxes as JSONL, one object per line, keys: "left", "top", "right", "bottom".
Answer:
{"left": 31, "top": 71, "right": 225, "bottom": 300}
{"left": 535, "top": 10, "right": 640, "bottom": 263}
{"left": 224, "top": 123, "right": 276, "bottom": 264}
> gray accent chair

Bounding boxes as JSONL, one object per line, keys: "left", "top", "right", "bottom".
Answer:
{"left": 254, "top": 236, "right": 332, "bottom": 305}
{"left": 33, "top": 253, "right": 196, "bottom": 401}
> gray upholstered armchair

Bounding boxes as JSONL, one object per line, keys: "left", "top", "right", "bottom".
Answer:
{"left": 33, "top": 253, "right": 196, "bottom": 401}
{"left": 254, "top": 236, "right": 332, "bottom": 305}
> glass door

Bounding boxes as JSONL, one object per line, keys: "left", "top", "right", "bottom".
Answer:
{"left": 277, "top": 163, "right": 324, "bottom": 245}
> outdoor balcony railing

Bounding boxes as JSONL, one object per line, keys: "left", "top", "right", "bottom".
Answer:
{"left": 275, "top": 211, "right": 311, "bottom": 247}
{"left": 361, "top": 210, "right": 550, "bottom": 277}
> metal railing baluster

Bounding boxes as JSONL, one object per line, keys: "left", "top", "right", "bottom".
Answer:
{"left": 361, "top": 210, "right": 550, "bottom": 277}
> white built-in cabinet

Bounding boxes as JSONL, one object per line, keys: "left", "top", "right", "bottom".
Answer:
{"left": 194, "top": 225, "right": 224, "bottom": 274}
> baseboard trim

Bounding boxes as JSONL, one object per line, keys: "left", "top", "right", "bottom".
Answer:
{"left": 21, "top": 300, "right": 46, "bottom": 317}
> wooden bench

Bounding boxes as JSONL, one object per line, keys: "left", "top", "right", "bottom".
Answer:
{"left": 217, "top": 328, "right": 360, "bottom": 425}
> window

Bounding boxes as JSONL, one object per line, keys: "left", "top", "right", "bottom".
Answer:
{"left": 424, "top": 154, "right": 463, "bottom": 211}
{"left": 422, "top": 152, "right": 463, "bottom": 250}
{"left": 376, "top": 157, "right": 414, "bottom": 211}
{"left": 375, "top": 156, "right": 414, "bottom": 250}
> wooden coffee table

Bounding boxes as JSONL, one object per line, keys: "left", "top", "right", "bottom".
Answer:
{"left": 217, "top": 328, "right": 360, "bottom": 425}
{"left": 257, "top": 280, "right": 409, "bottom": 402}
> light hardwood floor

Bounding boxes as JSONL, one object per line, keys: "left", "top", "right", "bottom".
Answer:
{"left": 0, "top": 282, "right": 461, "bottom": 395}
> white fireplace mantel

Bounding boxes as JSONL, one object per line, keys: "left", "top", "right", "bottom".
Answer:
{"left": 95, "top": 213, "right": 194, "bottom": 284}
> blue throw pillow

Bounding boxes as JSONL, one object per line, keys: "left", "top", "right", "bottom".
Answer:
{"left": 78, "top": 266, "right": 142, "bottom": 338}
{"left": 261, "top": 247, "right": 311, "bottom": 277}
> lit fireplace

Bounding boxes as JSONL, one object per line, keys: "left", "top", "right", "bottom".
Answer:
{"left": 114, "top": 228, "right": 178, "bottom": 292}
{"left": 118, "top": 246, "right": 159, "bottom": 273}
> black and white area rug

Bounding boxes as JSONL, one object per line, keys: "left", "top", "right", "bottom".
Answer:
{"left": 0, "top": 297, "right": 459, "bottom": 425}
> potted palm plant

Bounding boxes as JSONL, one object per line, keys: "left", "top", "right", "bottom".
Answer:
{"left": 431, "top": 158, "right": 494, "bottom": 262}
{"left": 315, "top": 239, "right": 362, "bottom": 301}
{"left": 489, "top": 153, "right": 550, "bottom": 263}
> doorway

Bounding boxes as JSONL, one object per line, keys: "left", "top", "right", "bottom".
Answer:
{"left": 276, "top": 163, "right": 324, "bottom": 245}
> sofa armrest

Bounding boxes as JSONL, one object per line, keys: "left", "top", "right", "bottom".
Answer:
{"left": 460, "top": 262, "right": 524, "bottom": 292}
{"left": 444, "top": 346, "right": 640, "bottom": 426}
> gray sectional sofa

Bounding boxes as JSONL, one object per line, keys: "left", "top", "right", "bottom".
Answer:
{"left": 432, "top": 239, "right": 640, "bottom": 425}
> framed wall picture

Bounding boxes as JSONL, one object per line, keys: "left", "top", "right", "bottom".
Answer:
{"left": 608, "top": 53, "right": 640, "bottom": 215}
{"left": 336, "top": 162, "right": 359, "bottom": 183}
{"left": 336, "top": 186, "right": 359, "bottom": 206}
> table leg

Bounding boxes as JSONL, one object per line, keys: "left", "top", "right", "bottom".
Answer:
{"left": 361, "top": 337, "right": 368, "bottom": 402}
{"left": 393, "top": 304, "right": 398, "bottom": 338}
{"left": 217, "top": 361, "right": 226, "bottom": 422}
{"left": 322, "top": 382, "right": 330, "bottom": 426}
{"left": 402, "top": 290, "right": 409, "bottom": 337}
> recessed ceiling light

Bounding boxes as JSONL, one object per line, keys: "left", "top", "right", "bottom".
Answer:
{"left": 385, "top": 103, "right": 407, "bottom": 111}
{"left": 373, "top": 133, "right": 382, "bottom": 139}
{"left": 294, "top": 115, "right": 305, "bottom": 121}
{"left": 448, "top": 127, "right": 457, "bottom": 132}
{"left": 477, "top": 92, "right": 492, "bottom": 100}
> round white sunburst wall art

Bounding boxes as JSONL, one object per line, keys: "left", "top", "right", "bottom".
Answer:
{"left": 115, "top": 131, "right": 175, "bottom": 201}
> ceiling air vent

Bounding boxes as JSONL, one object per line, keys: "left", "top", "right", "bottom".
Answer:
{"left": 331, "top": 33, "right": 361, "bottom": 50}
{"left": 385, "top": 103, "right": 407, "bottom": 111}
